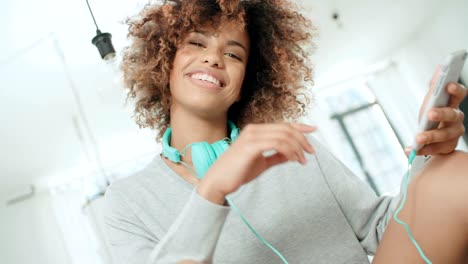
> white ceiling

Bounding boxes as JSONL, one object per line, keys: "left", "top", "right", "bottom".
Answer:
{"left": 0, "top": 0, "right": 449, "bottom": 195}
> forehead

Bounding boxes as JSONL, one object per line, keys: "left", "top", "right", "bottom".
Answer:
{"left": 213, "top": 20, "right": 246, "bottom": 33}
{"left": 194, "top": 20, "right": 250, "bottom": 44}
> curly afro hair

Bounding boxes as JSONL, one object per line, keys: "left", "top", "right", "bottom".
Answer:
{"left": 121, "top": 0, "right": 316, "bottom": 141}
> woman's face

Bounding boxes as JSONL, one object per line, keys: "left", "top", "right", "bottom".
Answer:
{"left": 169, "top": 20, "right": 250, "bottom": 119}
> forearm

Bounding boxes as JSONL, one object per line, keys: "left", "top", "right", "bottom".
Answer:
{"left": 148, "top": 188, "right": 230, "bottom": 263}
{"left": 197, "top": 180, "right": 227, "bottom": 205}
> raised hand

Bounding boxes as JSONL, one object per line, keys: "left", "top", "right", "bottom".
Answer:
{"left": 413, "top": 74, "right": 467, "bottom": 155}
{"left": 198, "top": 123, "right": 317, "bottom": 204}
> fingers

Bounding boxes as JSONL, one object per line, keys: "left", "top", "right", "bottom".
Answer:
{"left": 241, "top": 123, "right": 316, "bottom": 165}
{"left": 290, "top": 123, "right": 318, "bottom": 133}
{"left": 420, "top": 83, "right": 466, "bottom": 156}
{"left": 426, "top": 107, "right": 464, "bottom": 123}
{"left": 253, "top": 122, "right": 316, "bottom": 153}
{"left": 264, "top": 153, "right": 288, "bottom": 167}
{"left": 289, "top": 123, "right": 317, "bottom": 153}
{"left": 417, "top": 139, "right": 458, "bottom": 155}
{"left": 415, "top": 123, "right": 465, "bottom": 146}
{"left": 425, "top": 79, "right": 464, "bottom": 126}
{"left": 176, "top": 260, "right": 201, "bottom": 264}
{"left": 447, "top": 82, "right": 468, "bottom": 108}
{"left": 257, "top": 129, "right": 312, "bottom": 164}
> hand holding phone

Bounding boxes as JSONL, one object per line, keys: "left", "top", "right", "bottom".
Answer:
{"left": 412, "top": 50, "right": 467, "bottom": 151}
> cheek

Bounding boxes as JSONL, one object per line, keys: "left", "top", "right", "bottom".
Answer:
{"left": 171, "top": 53, "right": 183, "bottom": 74}
{"left": 170, "top": 53, "right": 189, "bottom": 82}
{"left": 232, "top": 66, "right": 247, "bottom": 85}
{"left": 169, "top": 55, "right": 185, "bottom": 97}
{"left": 228, "top": 68, "right": 246, "bottom": 100}
{"left": 172, "top": 49, "right": 193, "bottom": 70}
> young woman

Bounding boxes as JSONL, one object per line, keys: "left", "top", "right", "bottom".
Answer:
{"left": 104, "top": 1, "right": 468, "bottom": 263}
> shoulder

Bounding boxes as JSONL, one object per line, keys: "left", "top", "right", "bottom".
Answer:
{"left": 304, "top": 134, "right": 340, "bottom": 163}
{"left": 305, "top": 134, "right": 327, "bottom": 151}
{"left": 104, "top": 155, "right": 165, "bottom": 207}
{"left": 303, "top": 134, "right": 358, "bottom": 180}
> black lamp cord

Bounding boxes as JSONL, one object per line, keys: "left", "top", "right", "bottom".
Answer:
{"left": 86, "top": 0, "right": 100, "bottom": 31}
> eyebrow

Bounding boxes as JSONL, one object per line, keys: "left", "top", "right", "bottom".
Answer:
{"left": 193, "top": 31, "right": 248, "bottom": 52}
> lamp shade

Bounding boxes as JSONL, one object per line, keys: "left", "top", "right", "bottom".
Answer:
{"left": 92, "top": 30, "right": 115, "bottom": 61}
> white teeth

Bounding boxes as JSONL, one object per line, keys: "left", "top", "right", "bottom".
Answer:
{"left": 190, "top": 73, "right": 221, "bottom": 87}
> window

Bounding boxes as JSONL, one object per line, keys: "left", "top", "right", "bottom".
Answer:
{"left": 315, "top": 81, "right": 408, "bottom": 194}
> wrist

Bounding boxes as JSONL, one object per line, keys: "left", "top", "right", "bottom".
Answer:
{"left": 197, "top": 180, "right": 227, "bottom": 205}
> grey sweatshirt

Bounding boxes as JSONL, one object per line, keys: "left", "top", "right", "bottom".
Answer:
{"left": 103, "top": 136, "right": 424, "bottom": 264}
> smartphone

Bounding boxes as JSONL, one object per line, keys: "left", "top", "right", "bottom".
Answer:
{"left": 412, "top": 49, "right": 467, "bottom": 151}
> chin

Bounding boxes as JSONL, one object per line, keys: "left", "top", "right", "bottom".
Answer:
{"left": 187, "top": 104, "right": 229, "bottom": 119}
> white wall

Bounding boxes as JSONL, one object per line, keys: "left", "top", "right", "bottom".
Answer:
{"left": 50, "top": 189, "right": 108, "bottom": 264}
{"left": 0, "top": 150, "right": 155, "bottom": 264}
{"left": 391, "top": 0, "right": 468, "bottom": 103}
{"left": 84, "top": 196, "right": 114, "bottom": 264}
{"left": 0, "top": 187, "right": 109, "bottom": 264}
{"left": 0, "top": 191, "right": 71, "bottom": 264}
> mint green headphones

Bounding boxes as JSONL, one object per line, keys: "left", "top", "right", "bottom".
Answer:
{"left": 162, "top": 120, "right": 240, "bottom": 179}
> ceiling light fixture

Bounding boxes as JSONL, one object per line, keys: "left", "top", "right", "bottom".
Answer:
{"left": 86, "top": 0, "right": 116, "bottom": 61}
{"left": 332, "top": 10, "right": 343, "bottom": 29}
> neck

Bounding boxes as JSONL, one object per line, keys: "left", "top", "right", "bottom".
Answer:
{"left": 168, "top": 105, "right": 229, "bottom": 164}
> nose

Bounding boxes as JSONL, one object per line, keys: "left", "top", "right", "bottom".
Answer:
{"left": 201, "top": 48, "right": 224, "bottom": 68}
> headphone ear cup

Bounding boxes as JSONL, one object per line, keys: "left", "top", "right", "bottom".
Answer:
{"left": 192, "top": 142, "right": 219, "bottom": 179}
{"left": 228, "top": 120, "right": 239, "bottom": 141}
{"left": 212, "top": 140, "right": 229, "bottom": 155}
{"left": 161, "top": 127, "right": 181, "bottom": 162}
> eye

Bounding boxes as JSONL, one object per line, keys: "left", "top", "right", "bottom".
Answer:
{"left": 226, "top": 53, "right": 242, "bottom": 61}
{"left": 189, "top": 41, "right": 204, "bottom": 48}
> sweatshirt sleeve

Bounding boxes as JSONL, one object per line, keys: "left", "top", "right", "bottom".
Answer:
{"left": 103, "top": 185, "right": 231, "bottom": 264}
{"left": 310, "top": 137, "right": 426, "bottom": 255}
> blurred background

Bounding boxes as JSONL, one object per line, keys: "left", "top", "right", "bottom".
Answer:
{"left": 1, "top": 0, "right": 467, "bottom": 263}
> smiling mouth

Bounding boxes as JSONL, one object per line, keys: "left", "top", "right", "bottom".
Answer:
{"left": 188, "top": 73, "right": 223, "bottom": 87}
